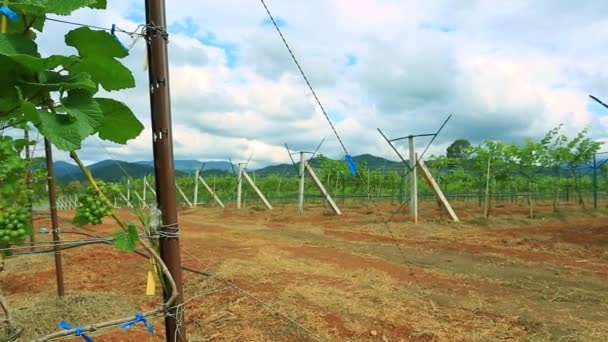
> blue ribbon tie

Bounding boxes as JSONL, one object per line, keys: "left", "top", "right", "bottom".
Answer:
{"left": 59, "top": 320, "right": 94, "bottom": 342}
{"left": 111, "top": 24, "right": 128, "bottom": 51}
{"left": 120, "top": 313, "right": 154, "bottom": 335}
{"left": 345, "top": 154, "right": 357, "bottom": 176}
{"left": 0, "top": 5, "right": 19, "bottom": 22}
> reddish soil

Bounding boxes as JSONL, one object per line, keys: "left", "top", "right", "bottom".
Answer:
{"left": 4, "top": 204, "right": 608, "bottom": 341}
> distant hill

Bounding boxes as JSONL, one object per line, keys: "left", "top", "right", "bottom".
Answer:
{"left": 255, "top": 163, "right": 299, "bottom": 177}
{"left": 136, "top": 160, "right": 234, "bottom": 173}
{"left": 254, "top": 154, "right": 404, "bottom": 176}
{"left": 52, "top": 161, "right": 81, "bottom": 179}
{"left": 352, "top": 154, "right": 402, "bottom": 170}
{"left": 57, "top": 161, "right": 156, "bottom": 183}
{"left": 50, "top": 154, "right": 406, "bottom": 183}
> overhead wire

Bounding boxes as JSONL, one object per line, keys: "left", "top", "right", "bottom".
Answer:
{"left": 258, "top": 0, "right": 348, "bottom": 156}
{"left": 44, "top": 17, "right": 144, "bottom": 37}
{"left": 258, "top": 0, "right": 452, "bottom": 334}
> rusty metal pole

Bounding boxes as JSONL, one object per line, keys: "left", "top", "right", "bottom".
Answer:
{"left": 145, "top": 0, "right": 186, "bottom": 341}
{"left": 44, "top": 138, "right": 65, "bottom": 297}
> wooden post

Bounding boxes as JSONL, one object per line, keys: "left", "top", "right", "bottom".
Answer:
{"left": 305, "top": 162, "right": 342, "bottom": 215}
{"left": 145, "top": 176, "right": 157, "bottom": 196}
{"left": 197, "top": 175, "right": 225, "bottom": 208}
{"left": 145, "top": 0, "right": 187, "bottom": 336}
{"left": 134, "top": 189, "right": 147, "bottom": 208}
{"left": 119, "top": 192, "right": 135, "bottom": 208}
{"left": 176, "top": 182, "right": 193, "bottom": 208}
{"left": 44, "top": 138, "right": 65, "bottom": 297}
{"left": 417, "top": 158, "right": 459, "bottom": 222}
{"left": 408, "top": 135, "right": 418, "bottom": 223}
{"left": 242, "top": 171, "right": 272, "bottom": 209}
{"left": 298, "top": 152, "right": 305, "bottom": 213}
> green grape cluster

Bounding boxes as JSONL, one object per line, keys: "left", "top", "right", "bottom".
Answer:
{"left": 0, "top": 207, "right": 31, "bottom": 244}
{"left": 75, "top": 184, "right": 114, "bottom": 226}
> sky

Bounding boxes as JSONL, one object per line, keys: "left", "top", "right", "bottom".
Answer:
{"left": 29, "top": 0, "right": 608, "bottom": 167}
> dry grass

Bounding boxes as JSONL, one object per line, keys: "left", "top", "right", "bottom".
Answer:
{"left": 13, "top": 292, "right": 139, "bottom": 340}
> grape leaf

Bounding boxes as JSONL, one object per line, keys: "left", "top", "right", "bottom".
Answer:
{"left": 65, "top": 27, "right": 128, "bottom": 59}
{"left": 69, "top": 57, "right": 135, "bottom": 91}
{"left": 20, "top": 100, "right": 41, "bottom": 124}
{"left": 0, "top": 33, "right": 39, "bottom": 56}
{"left": 86, "top": 0, "right": 107, "bottom": 9}
{"left": 61, "top": 89, "right": 103, "bottom": 130}
{"left": 24, "top": 70, "right": 97, "bottom": 92}
{"left": 35, "top": 111, "right": 92, "bottom": 151}
{"left": 9, "top": 55, "right": 75, "bottom": 72}
{"left": 95, "top": 98, "right": 144, "bottom": 144}
{"left": 11, "top": 0, "right": 100, "bottom": 15}
{"left": 113, "top": 222, "right": 140, "bottom": 252}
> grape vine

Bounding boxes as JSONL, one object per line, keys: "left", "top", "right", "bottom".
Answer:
{"left": 0, "top": 1, "right": 180, "bottom": 340}
{"left": 73, "top": 181, "right": 115, "bottom": 226}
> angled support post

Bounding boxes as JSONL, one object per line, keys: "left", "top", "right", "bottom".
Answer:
{"left": 417, "top": 157, "right": 459, "bottom": 222}
{"left": 242, "top": 170, "right": 273, "bottom": 209}
{"left": 145, "top": 176, "right": 157, "bottom": 197}
{"left": 119, "top": 192, "right": 135, "bottom": 209}
{"left": 197, "top": 174, "right": 225, "bottom": 208}
{"left": 305, "top": 162, "right": 342, "bottom": 215}
{"left": 134, "top": 189, "right": 147, "bottom": 208}
{"left": 175, "top": 182, "right": 193, "bottom": 207}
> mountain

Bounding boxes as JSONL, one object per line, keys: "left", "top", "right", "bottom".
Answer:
{"left": 254, "top": 154, "right": 404, "bottom": 176}
{"left": 352, "top": 154, "right": 403, "bottom": 170}
{"left": 57, "top": 161, "right": 156, "bottom": 183}
{"left": 254, "top": 163, "right": 299, "bottom": 177}
{"left": 49, "top": 154, "right": 405, "bottom": 183}
{"left": 136, "top": 160, "right": 234, "bottom": 173}
{"left": 52, "top": 161, "right": 81, "bottom": 179}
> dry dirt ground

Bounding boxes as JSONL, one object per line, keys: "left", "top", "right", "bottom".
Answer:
{"left": 2, "top": 201, "right": 608, "bottom": 341}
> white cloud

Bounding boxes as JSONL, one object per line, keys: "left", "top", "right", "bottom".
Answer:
{"left": 29, "top": 0, "right": 608, "bottom": 167}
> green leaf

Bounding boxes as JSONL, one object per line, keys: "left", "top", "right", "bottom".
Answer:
{"left": 64, "top": 27, "right": 134, "bottom": 91}
{"left": 65, "top": 27, "right": 128, "bottom": 59}
{"left": 96, "top": 98, "right": 144, "bottom": 144}
{"left": 36, "top": 111, "right": 91, "bottom": 151}
{"left": 112, "top": 222, "right": 140, "bottom": 252}
{"left": 61, "top": 89, "right": 103, "bottom": 130}
{"left": 12, "top": 0, "right": 100, "bottom": 15}
{"left": 72, "top": 214, "right": 89, "bottom": 227}
{"left": 0, "top": 33, "right": 39, "bottom": 56}
{"left": 24, "top": 70, "right": 97, "bottom": 92}
{"left": 20, "top": 100, "right": 41, "bottom": 124}
{"left": 69, "top": 57, "right": 135, "bottom": 91}
{"left": 10, "top": 55, "right": 76, "bottom": 72}
{"left": 87, "top": 0, "right": 107, "bottom": 9}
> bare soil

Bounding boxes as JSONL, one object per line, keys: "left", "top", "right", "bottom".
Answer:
{"left": 3, "top": 202, "right": 608, "bottom": 341}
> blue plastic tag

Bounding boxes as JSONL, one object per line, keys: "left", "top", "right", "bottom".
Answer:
{"left": 120, "top": 313, "right": 154, "bottom": 335}
{"left": 345, "top": 154, "right": 357, "bottom": 176}
{"left": 59, "top": 320, "right": 94, "bottom": 342}
{"left": 0, "top": 5, "right": 19, "bottom": 22}
{"left": 110, "top": 24, "right": 128, "bottom": 51}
